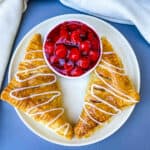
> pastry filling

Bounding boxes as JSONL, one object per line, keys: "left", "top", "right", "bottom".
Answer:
{"left": 44, "top": 21, "right": 101, "bottom": 77}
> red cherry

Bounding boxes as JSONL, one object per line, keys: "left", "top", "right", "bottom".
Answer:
{"left": 45, "top": 42, "right": 54, "bottom": 55}
{"left": 45, "top": 21, "right": 101, "bottom": 77}
{"left": 53, "top": 35, "right": 60, "bottom": 42}
{"left": 71, "top": 67, "right": 83, "bottom": 76}
{"left": 80, "top": 25, "right": 88, "bottom": 32}
{"left": 55, "top": 44, "right": 67, "bottom": 58}
{"left": 60, "top": 23, "right": 68, "bottom": 31}
{"left": 60, "top": 29, "right": 69, "bottom": 39}
{"left": 69, "top": 48, "right": 80, "bottom": 61}
{"left": 64, "top": 61, "right": 74, "bottom": 72}
{"left": 68, "top": 23, "right": 78, "bottom": 30}
{"left": 77, "top": 57, "right": 90, "bottom": 69}
{"left": 80, "top": 40, "right": 91, "bottom": 54}
{"left": 92, "top": 38, "right": 99, "bottom": 50}
{"left": 88, "top": 32, "right": 94, "bottom": 41}
{"left": 89, "top": 51, "right": 99, "bottom": 62}
{"left": 49, "top": 56, "right": 58, "bottom": 64}
{"left": 79, "top": 30, "right": 86, "bottom": 39}
{"left": 70, "top": 30, "right": 81, "bottom": 44}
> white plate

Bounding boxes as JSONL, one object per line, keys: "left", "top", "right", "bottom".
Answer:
{"left": 8, "top": 14, "right": 140, "bottom": 146}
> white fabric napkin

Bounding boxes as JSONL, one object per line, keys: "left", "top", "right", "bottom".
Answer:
{"left": 60, "top": 0, "right": 150, "bottom": 44}
{"left": 0, "top": 0, "right": 27, "bottom": 89}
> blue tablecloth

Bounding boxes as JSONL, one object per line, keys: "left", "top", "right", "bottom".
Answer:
{"left": 1, "top": 0, "right": 150, "bottom": 150}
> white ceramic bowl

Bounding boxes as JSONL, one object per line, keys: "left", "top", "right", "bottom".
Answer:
{"left": 43, "top": 19, "right": 103, "bottom": 79}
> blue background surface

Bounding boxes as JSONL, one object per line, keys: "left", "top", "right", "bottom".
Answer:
{"left": 0, "top": 0, "right": 150, "bottom": 149}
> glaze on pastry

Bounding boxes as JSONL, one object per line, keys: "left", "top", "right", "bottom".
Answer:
{"left": 0, "top": 34, "right": 73, "bottom": 139}
{"left": 74, "top": 37, "right": 140, "bottom": 138}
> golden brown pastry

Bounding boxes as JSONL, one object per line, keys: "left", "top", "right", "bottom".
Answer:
{"left": 0, "top": 34, "right": 73, "bottom": 139}
{"left": 74, "top": 37, "right": 140, "bottom": 138}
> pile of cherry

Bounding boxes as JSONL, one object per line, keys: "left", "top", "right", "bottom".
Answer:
{"left": 44, "top": 21, "right": 100, "bottom": 77}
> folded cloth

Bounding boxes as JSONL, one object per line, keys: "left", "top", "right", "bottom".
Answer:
{"left": 0, "top": 0, "right": 28, "bottom": 90}
{"left": 60, "top": 0, "right": 150, "bottom": 44}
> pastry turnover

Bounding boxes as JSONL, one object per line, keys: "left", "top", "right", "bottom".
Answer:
{"left": 0, "top": 34, "right": 73, "bottom": 139}
{"left": 75, "top": 37, "right": 140, "bottom": 138}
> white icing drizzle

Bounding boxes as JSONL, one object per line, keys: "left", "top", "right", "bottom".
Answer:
{"left": 54, "top": 123, "right": 70, "bottom": 136}
{"left": 95, "top": 70, "right": 137, "bottom": 103}
{"left": 26, "top": 50, "right": 43, "bottom": 53}
{"left": 10, "top": 82, "right": 56, "bottom": 101}
{"left": 99, "top": 64, "right": 126, "bottom": 76}
{"left": 24, "top": 58, "right": 44, "bottom": 63}
{"left": 103, "top": 51, "right": 114, "bottom": 55}
{"left": 79, "top": 116, "right": 89, "bottom": 125}
{"left": 46, "top": 108, "right": 64, "bottom": 127}
{"left": 91, "top": 84, "right": 121, "bottom": 113}
{"left": 80, "top": 52, "right": 137, "bottom": 126}
{"left": 26, "top": 91, "right": 61, "bottom": 114}
{"left": 15, "top": 65, "right": 48, "bottom": 76}
{"left": 101, "top": 59, "right": 124, "bottom": 71}
{"left": 83, "top": 104, "right": 103, "bottom": 125}
{"left": 10, "top": 50, "right": 70, "bottom": 136}
{"left": 28, "top": 107, "right": 64, "bottom": 126}
{"left": 16, "top": 73, "right": 56, "bottom": 83}
{"left": 85, "top": 102, "right": 116, "bottom": 116}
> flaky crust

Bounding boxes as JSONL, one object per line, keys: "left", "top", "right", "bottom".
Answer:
{"left": 1, "top": 34, "right": 73, "bottom": 139}
{"left": 75, "top": 37, "right": 140, "bottom": 138}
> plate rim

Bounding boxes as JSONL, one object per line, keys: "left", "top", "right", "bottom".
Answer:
{"left": 8, "top": 14, "right": 141, "bottom": 147}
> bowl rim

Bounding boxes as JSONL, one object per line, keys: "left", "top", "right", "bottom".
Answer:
{"left": 42, "top": 19, "right": 103, "bottom": 79}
